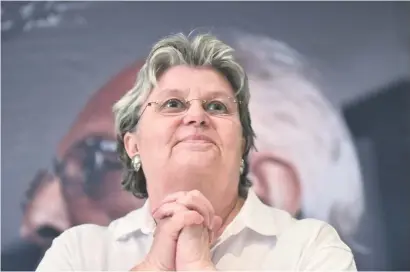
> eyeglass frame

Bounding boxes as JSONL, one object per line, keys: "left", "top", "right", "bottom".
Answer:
{"left": 140, "top": 95, "right": 243, "bottom": 117}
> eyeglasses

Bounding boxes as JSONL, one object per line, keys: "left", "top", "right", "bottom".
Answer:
{"left": 143, "top": 96, "right": 242, "bottom": 116}
{"left": 53, "top": 136, "right": 122, "bottom": 198}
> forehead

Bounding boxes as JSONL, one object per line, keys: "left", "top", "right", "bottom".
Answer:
{"left": 152, "top": 65, "right": 234, "bottom": 97}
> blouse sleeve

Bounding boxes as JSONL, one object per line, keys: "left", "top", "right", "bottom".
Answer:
{"left": 35, "top": 227, "right": 81, "bottom": 271}
{"left": 297, "top": 220, "right": 357, "bottom": 271}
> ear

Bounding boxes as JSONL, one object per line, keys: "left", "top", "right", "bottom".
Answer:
{"left": 123, "top": 131, "right": 139, "bottom": 159}
{"left": 249, "top": 152, "right": 302, "bottom": 216}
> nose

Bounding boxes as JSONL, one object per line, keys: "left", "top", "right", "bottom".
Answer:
{"left": 182, "top": 99, "right": 210, "bottom": 127}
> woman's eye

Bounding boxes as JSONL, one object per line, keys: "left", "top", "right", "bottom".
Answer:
{"left": 163, "top": 98, "right": 185, "bottom": 108}
{"left": 206, "top": 101, "right": 229, "bottom": 114}
{"left": 158, "top": 98, "right": 187, "bottom": 114}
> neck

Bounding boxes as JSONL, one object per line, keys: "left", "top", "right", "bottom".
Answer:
{"left": 216, "top": 193, "right": 245, "bottom": 234}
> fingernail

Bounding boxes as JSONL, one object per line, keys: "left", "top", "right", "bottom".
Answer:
{"left": 209, "top": 230, "right": 214, "bottom": 245}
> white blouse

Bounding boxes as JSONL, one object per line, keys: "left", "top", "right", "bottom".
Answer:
{"left": 36, "top": 189, "right": 356, "bottom": 271}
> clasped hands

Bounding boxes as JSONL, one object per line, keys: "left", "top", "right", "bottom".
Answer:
{"left": 131, "top": 190, "right": 223, "bottom": 271}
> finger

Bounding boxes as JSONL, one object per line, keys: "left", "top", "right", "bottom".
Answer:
{"left": 189, "top": 190, "right": 215, "bottom": 217}
{"left": 211, "top": 216, "right": 224, "bottom": 240}
{"left": 158, "top": 210, "right": 204, "bottom": 241}
{"left": 177, "top": 194, "right": 212, "bottom": 228}
{"left": 160, "top": 191, "right": 188, "bottom": 205}
{"left": 161, "top": 190, "right": 215, "bottom": 217}
{"left": 172, "top": 210, "right": 204, "bottom": 229}
{"left": 206, "top": 225, "right": 214, "bottom": 245}
{"left": 177, "top": 190, "right": 215, "bottom": 228}
{"left": 152, "top": 191, "right": 188, "bottom": 214}
{"left": 152, "top": 202, "right": 188, "bottom": 221}
{"left": 208, "top": 216, "right": 223, "bottom": 244}
{"left": 211, "top": 215, "right": 223, "bottom": 232}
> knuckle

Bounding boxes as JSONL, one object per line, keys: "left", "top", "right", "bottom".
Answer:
{"left": 178, "top": 195, "right": 191, "bottom": 205}
{"left": 175, "top": 204, "right": 186, "bottom": 212}
{"left": 174, "top": 210, "right": 187, "bottom": 220}
{"left": 176, "top": 191, "right": 187, "bottom": 198}
{"left": 187, "top": 194, "right": 195, "bottom": 203}
{"left": 191, "top": 189, "right": 201, "bottom": 197}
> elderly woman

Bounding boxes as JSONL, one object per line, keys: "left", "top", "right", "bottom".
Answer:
{"left": 36, "top": 33, "right": 356, "bottom": 271}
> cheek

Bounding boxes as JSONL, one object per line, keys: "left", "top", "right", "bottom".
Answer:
{"left": 216, "top": 118, "right": 243, "bottom": 150}
{"left": 138, "top": 118, "right": 179, "bottom": 153}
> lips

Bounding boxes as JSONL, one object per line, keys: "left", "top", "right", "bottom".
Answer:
{"left": 179, "top": 134, "right": 215, "bottom": 144}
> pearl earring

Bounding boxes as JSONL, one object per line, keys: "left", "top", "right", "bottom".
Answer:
{"left": 132, "top": 154, "right": 141, "bottom": 172}
{"left": 240, "top": 159, "right": 245, "bottom": 175}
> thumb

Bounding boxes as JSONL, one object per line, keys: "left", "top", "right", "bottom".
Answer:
{"left": 211, "top": 216, "right": 223, "bottom": 231}
{"left": 210, "top": 216, "right": 223, "bottom": 243}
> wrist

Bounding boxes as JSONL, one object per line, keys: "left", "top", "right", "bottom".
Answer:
{"left": 180, "top": 261, "right": 216, "bottom": 271}
{"left": 130, "top": 262, "right": 153, "bottom": 271}
{"left": 131, "top": 258, "right": 170, "bottom": 271}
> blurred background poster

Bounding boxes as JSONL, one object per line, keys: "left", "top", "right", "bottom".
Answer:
{"left": 1, "top": 1, "right": 409, "bottom": 271}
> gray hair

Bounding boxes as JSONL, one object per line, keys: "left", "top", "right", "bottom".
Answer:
{"left": 113, "top": 32, "right": 256, "bottom": 199}
{"left": 229, "top": 31, "right": 366, "bottom": 251}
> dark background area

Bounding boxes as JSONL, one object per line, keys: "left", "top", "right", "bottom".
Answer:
{"left": 343, "top": 79, "right": 410, "bottom": 270}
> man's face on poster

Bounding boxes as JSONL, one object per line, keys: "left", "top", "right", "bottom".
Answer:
{"left": 54, "top": 136, "right": 142, "bottom": 226}
{"left": 21, "top": 63, "right": 145, "bottom": 245}
{"left": 53, "top": 62, "right": 146, "bottom": 227}
{"left": 249, "top": 151, "right": 302, "bottom": 216}
{"left": 20, "top": 170, "right": 70, "bottom": 247}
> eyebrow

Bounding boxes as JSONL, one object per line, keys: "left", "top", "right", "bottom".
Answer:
{"left": 154, "top": 88, "right": 187, "bottom": 100}
{"left": 205, "top": 90, "right": 234, "bottom": 98}
{"left": 155, "top": 88, "right": 234, "bottom": 100}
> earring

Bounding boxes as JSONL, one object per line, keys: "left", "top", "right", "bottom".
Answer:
{"left": 132, "top": 154, "right": 141, "bottom": 172}
{"left": 239, "top": 159, "right": 245, "bottom": 175}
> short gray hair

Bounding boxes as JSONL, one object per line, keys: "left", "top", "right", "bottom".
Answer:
{"left": 113, "top": 32, "right": 256, "bottom": 199}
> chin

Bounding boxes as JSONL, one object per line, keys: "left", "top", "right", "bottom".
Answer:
{"left": 174, "top": 143, "right": 219, "bottom": 163}
{"left": 177, "top": 152, "right": 217, "bottom": 168}
{"left": 169, "top": 161, "right": 214, "bottom": 186}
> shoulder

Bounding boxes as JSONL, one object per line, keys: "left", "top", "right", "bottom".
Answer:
{"left": 64, "top": 223, "right": 110, "bottom": 236}
{"left": 53, "top": 213, "right": 141, "bottom": 251}
{"left": 49, "top": 207, "right": 149, "bottom": 250}
{"left": 245, "top": 189, "right": 350, "bottom": 250}
{"left": 56, "top": 223, "right": 114, "bottom": 247}
{"left": 262, "top": 206, "right": 348, "bottom": 247}
{"left": 279, "top": 217, "right": 351, "bottom": 249}
{"left": 36, "top": 208, "right": 150, "bottom": 272}
{"left": 47, "top": 223, "right": 115, "bottom": 259}
{"left": 36, "top": 224, "right": 114, "bottom": 271}
{"left": 275, "top": 217, "right": 356, "bottom": 270}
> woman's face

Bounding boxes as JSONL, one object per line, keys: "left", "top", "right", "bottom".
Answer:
{"left": 125, "top": 65, "right": 244, "bottom": 205}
